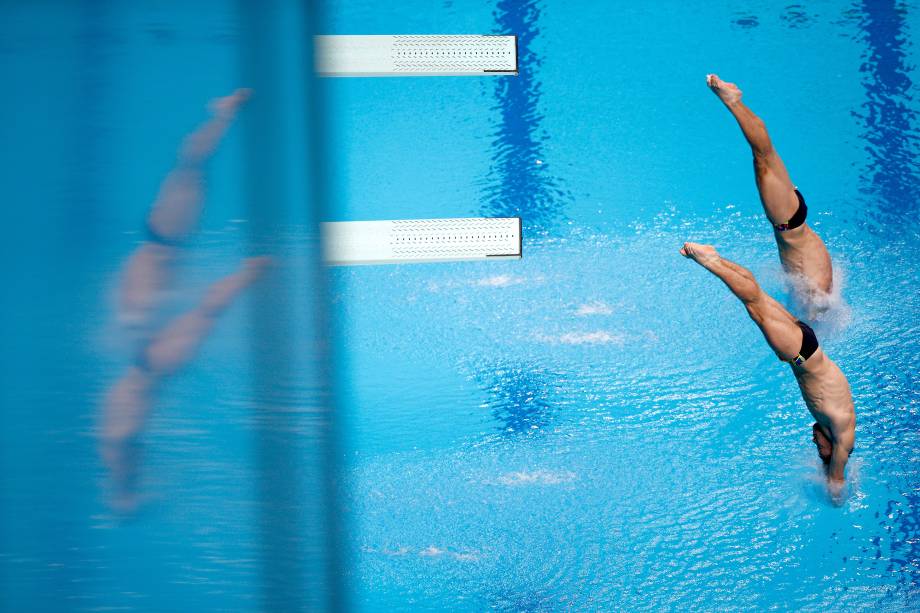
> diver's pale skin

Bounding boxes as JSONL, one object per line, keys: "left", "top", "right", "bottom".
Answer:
{"left": 102, "top": 89, "right": 266, "bottom": 512}
{"left": 707, "top": 74, "right": 833, "bottom": 309}
{"left": 118, "top": 89, "right": 254, "bottom": 329}
{"left": 680, "top": 242, "right": 855, "bottom": 501}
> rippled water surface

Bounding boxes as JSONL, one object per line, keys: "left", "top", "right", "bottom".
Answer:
{"left": 326, "top": 0, "right": 920, "bottom": 609}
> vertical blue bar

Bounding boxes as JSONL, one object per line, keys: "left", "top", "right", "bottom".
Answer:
{"left": 237, "top": 0, "right": 344, "bottom": 609}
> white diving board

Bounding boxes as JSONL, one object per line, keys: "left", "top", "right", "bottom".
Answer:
{"left": 315, "top": 35, "right": 518, "bottom": 77}
{"left": 321, "top": 217, "right": 522, "bottom": 266}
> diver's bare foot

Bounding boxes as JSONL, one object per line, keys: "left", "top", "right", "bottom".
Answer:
{"left": 200, "top": 256, "right": 272, "bottom": 314}
{"left": 706, "top": 74, "right": 742, "bottom": 106}
{"left": 209, "top": 88, "right": 252, "bottom": 119}
{"left": 679, "top": 242, "right": 720, "bottom": 265}
{"left": 240, "top": 255, "right": 272, "bottom": 282}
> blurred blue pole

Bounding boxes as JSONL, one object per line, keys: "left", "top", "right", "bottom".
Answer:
{"left": 237, "top": 0, "right": 345, "bottom": 609}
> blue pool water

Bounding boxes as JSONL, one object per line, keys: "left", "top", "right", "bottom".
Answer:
{"left": 2, "top": 0, "right": 920, "bottom": 610}
{"left": 327, "top": 0, "right": 920, "bottom": 609}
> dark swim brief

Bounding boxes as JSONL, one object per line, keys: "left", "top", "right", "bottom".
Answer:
{"left": 133, "top": 349, "right": 153, "bottom": 374}
{"left": 786, "top": 320, "right": 819, "bottom": 366}
{"left": 145, "top": 220, "right": 185, "bottom": 248}
{"left": 773, "top": 189, "right": 808, "bottom": 232}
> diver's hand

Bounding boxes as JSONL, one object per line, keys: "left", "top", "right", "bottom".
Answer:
{"left": 828, "top": 478, "right": 847, "bottom": 506}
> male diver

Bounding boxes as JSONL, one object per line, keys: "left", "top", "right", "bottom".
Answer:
{"left": 706, "top": 74, "right": 833, "bottom": 312}
{"left": 680, "top": 242, "right": 854, "bottom": 501}
{"left": 102, "top": 89, "right": 268, "bottom": 511}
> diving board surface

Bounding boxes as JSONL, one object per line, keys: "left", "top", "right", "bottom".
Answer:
{"left": 315, "top": 35, "right": 518, "bottom": 77}
{"left": 322, "top": 217, "right": 522, "bottom": 266}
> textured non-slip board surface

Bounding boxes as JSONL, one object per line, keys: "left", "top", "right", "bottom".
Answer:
{"left": 322, "top": 217, "right": 522, "bottom": 265}
{"left": 315, "top": 35, "right": 518, "bottom": 77}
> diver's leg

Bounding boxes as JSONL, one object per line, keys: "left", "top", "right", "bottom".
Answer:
{"left": 146, "top": 89, "right": 251, "bottom": 241}
{"left": 108, "top": 257, "right": 268, "bottom": 444}
{"left": 706, "top": 74, "right": 799, "bottom": 227}
{"left": 680, "top": 242, "right": 803, "bottom": 360}
{"left": 140, "top": 257, "right": 269, "bottom": 377}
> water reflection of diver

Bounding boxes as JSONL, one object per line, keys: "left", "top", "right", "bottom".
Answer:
{"left": 101, "top": 89, "right": 268, "bottom": 512}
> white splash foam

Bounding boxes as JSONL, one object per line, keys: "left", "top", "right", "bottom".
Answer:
{"left": 415, "top": 546, "right": 479, "bottom": 561}
{"left": 494, "top": 469, "right": 577, "bottom": 486}
{"left": 787, "top": 261, "right": 851, "bottom": 333}
{"left": 575, "top": 301, "right": 613, "bottom": 316}
{"left": 557, "top": 331, "right": 624, "bottom": 345}
{"left": 475, "top": 275, "right": 525, "bottom": 288}
{"left": 451, "top": 552, "right": 479, "bottom": 561}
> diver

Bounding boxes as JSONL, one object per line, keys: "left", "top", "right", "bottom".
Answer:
{"left": 679, "top": 242, "right": 855, "bottom": 502}
{"left": 706, "top": 74, "right": 834, "bottom": 315}
{"left": 101, "top": 88, "right": 268, "bottom": 512}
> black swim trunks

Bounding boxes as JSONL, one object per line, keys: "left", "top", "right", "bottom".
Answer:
{"left": 145, "top": 220, "right": 185, "bottom": 248}
{"left": 773, "top": 189, "right": 808, "bottom": 232}
{"left": 786, "top": 320, "right": 819, "bottom": 366}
